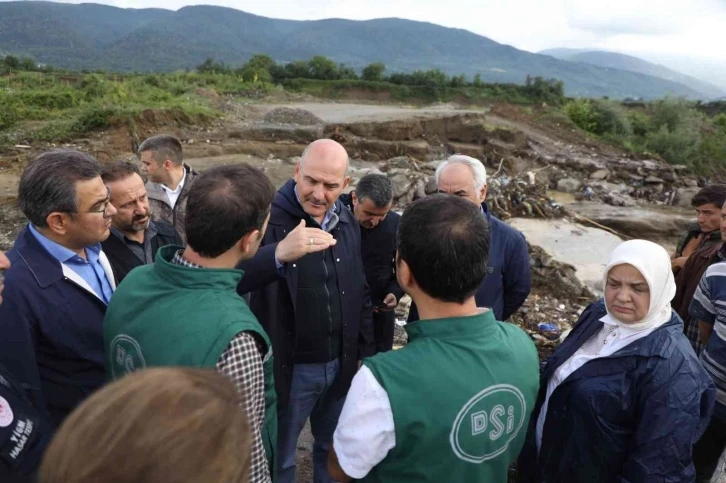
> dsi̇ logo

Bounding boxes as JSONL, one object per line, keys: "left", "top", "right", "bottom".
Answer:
{"left": 450, "top": 384, "right": 527, "bottom": 463}
{"left": 109, "top": 334, "right": 147, "bottom": 379}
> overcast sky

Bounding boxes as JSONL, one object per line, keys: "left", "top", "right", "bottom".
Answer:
{"left": 9, "top": 0, "right": 726, "bottom": 83}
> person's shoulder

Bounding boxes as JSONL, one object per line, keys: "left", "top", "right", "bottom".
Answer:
{"left": 703, "top": 261, "right": 726, "bottom": 278}
{"left": 152, "top": 220, "right": 178, "bottom": 237}
{"left": 489, "top": 213, "right": 526, "bottom": 242}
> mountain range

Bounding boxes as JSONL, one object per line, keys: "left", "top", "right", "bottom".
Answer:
{"left": 0, "top": 1, "right": 721, "bottom": 100}
{"left": 539, "top": 48, "right": 724, "bottom": 99}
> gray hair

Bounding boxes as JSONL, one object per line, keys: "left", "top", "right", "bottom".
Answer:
{"left": 355, "top": 174, "right": 393, "bottom": 207}
{"left": 137, "top": 134, "right": 183, "bottom": 166}
{"left": 19, "top": 150, "right": 101, "bottom": 227}
{"left": 434, "top": 154, "right": 487, "bottom": 192}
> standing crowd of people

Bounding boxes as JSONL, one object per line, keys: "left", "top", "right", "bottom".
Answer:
{"left": 0, "top": 134, "right": 724, "bottom": 482}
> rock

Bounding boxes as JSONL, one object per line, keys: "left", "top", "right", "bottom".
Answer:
{"left": 589, "top": 169, "right": 610, "bottom": 180}
{"left": 603, "top": 193, "right": 636, "bottom": 207}
{"left": 685, "top": 179, "right": 699, "bottom": 188}
{"left": 508, "top": 218, "right": 623, "bottom": 296}
{"left": 382, "top": 156, "right": 416, "bottom": 171}
{"left": 425, "top": 177, "right": 438, "bottom": 195}
{"left": 660, "top": 171, "right": 678, "bottom": 182}
{"left": 676, "top": 187, "right": 701, "bottom": 208}
{"left": 644, "top": 175, "right": 664, "bottom": 184}
{"left": 557, "top": 178, "right": 582, "bottom": 193}
{"left": 388, "top": 172, "right": 413, "bottom": 200}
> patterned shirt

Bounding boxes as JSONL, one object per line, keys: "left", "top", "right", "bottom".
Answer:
{"left": 689, "top": 261, "right": 726, "bottom": 420}
{"left": 171, "top": 250, "right": 271, "bottom": 482}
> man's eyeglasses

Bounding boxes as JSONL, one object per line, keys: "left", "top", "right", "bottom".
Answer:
{"left": 71, "top": 187, "right": 113, "bottom": 217}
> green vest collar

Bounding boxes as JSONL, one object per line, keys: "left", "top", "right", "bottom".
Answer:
{"left": 405, "top": 309, "right": 497, "bottom": 342}
{"left": 154, "top": 245, "right": 245, "bottom": 290}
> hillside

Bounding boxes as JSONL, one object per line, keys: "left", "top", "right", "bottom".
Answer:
{"left": 540, "top": 48, "right": 724, "bottom": 99}
{"left": 0, "top": 1, "right": 714, "bottom": 100}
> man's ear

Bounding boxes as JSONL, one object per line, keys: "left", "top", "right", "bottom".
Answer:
{"left": 479, "top": 184, "right": 488, "bottom": 204}
{"left": 396, "top": 253, "right": 415, "bottom": 293}
{"left": 45, "top": 212, "right": 71, "bottom": 236}
{"left": 240, "top": 229, "right": 261, "bottom": 255}
{"left": 163, "top": 160, "right": 174, "bottom": 170}
{"left": 351, "top": 191, "right": 358, "bottom": 206}
{"left": 342, "top": 176, "right": 351, "bottom": 190}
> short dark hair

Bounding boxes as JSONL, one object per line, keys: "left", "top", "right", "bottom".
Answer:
{"left": 692, "top": 184, "right": 726, "bottom": 209}
{"left": 355, "top": 174, "right": 393, "bottom": 207}
{"left": 101, "top": 161, "right": 142, "bottom": 184}
{"left": 397, "top": 195, "right": 490, "bottom": 304}
{"left": 137, "top": 134, "right": 183, "bottom": 166}
{"left": 19, "top": 149, "right": 101, "bottom": 227}
{"left": 185, "top": 164, "right": 275, "bottom": 258}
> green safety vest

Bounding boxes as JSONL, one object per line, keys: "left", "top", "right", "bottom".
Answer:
{"left": 104, "top": 245, "right": 277, "bottom": 479}
{"left": 362, "top": 310, "right": 539, "bottom": 482}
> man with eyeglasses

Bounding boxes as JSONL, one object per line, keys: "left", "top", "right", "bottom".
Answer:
{"left": 0, "top": 149, "right": 118, "bottom": 430}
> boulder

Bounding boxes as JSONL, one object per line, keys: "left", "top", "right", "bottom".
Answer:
{"left": 557, "top": 178, "right": 582, "bottom": 193}
{"left": 644, "top": 175, "right": 665, "bottom": 184}
{"left": 676, "top": 187, "right": 701, "bottom": 208}
{"left": 589, "top": 169, "right": 610, "bottom": 180}
{"left": 388, "top": 171, "right": 413, "bottom": 200}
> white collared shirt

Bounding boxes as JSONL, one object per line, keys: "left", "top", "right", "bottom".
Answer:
{"left": 161, "top": 169, "right": 187, "bottom": 209}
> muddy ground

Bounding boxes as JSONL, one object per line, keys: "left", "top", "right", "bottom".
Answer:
{"left": 0, "top": 97, "right": 717, "bottom": 482}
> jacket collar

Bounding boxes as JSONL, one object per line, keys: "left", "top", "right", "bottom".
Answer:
{"left": 153, "top": 245, "right": 245, "bottom": 290}
{"left": 273, "top": 179, "right": 350, "bottom": 226}
{"left": 13, "top": 225, "right": 117, "bottom": 294}
{"left": 405, "top": 309, "right": 497, "bottom": 342}
{"left": 543, "top": 299, "right": 683, "bottom": 382}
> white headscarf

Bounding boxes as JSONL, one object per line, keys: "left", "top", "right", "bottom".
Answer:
{"left": 600, "top": 239, "right": 676, "bottom": 331}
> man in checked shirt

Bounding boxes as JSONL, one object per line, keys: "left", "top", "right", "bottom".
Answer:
{"left": 104, "top": 163, "right": 306, "bottom": 482}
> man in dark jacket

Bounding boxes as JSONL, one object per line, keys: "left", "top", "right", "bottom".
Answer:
{"left": 408, "top": 155, "right": 531, "bottom": 322}
{"left": 0, "top": 249, "right": 54, "bottom": 482}
{"left": 340, "top": 174, "right": 403, "bottom": 353}
{"left": 138, "top": 134, "right": 198, "bottom": 244}
{"left": 100, "top": 161, "right": 183, "bottom": 284}
{"left": 0, "top": 150, "right": 117, "bottom": 428}
{"left": 671, "top": 184, "right": 726, "bottom": 273}
{"left": 238, "top": 139, "right": 374, "bottom": 483}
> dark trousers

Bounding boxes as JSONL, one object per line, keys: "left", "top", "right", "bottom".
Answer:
{"left": 694, "top": 416, "right": 726, "bottom": 483}
{"left": 374, "top": 310, "right": 395, "bottom": 353}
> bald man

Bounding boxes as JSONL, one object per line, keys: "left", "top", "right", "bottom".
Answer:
{"left": 238, "top": 139, "right": 374, "bottom": 483}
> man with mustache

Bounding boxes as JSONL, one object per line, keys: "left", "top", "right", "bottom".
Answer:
{"left": 100, "top": 161, "right": 183, "bottom": 284}
{"left": 238, "top": 139, "right": 374, "bottom": 483}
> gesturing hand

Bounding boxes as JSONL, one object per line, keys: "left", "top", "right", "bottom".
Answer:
{"left": 275, "top": 219, "right": 337, "bottom": 263}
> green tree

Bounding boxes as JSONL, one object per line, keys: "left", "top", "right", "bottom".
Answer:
{"left": 337, "top": 63, "right": 358, "bottom": 80}
{"left": 308, "top": 56, "right": 338, "bottom": 80}
{"left": 3, "top": 55, "right": 20, "bottom": 70}
{"left": 284, "top": 60, "right": 311, "bottom": 79}
{"left": 473, "top": 73, "right": 484, "bottom": 88}
{"left": 196, "top": 58, "right": 228, "bottom": 74}
{"left": 362, "top": 62, "right": 385, "bottom": 81}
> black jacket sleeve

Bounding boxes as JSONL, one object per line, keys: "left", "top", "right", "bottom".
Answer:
{"left": 236, "top": 243, "right": 281, "bottom": 295}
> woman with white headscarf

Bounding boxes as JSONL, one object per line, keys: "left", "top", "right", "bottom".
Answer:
{"left": 518, "top": 240, "right": 715, "bottom": 483}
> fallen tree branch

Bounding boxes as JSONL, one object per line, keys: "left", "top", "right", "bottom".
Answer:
{"left": 569, "top": 212, "right": 630, "bottom": 240}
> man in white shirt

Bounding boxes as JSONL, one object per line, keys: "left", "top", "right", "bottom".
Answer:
{"left": 138, "top": 134, "right": 197, "bottom": 244}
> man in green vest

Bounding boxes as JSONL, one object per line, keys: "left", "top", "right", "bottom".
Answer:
{"left": 328, "top": 194, "right": 540, "bottom": 482}
{"left": 104, "top": 164, "right": 285, "bottom": 483}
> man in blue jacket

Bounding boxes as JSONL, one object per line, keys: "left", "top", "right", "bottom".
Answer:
{"left": 0, "top": 150, "right": 117, "bottom": 428}
{"left": 1, "top": 248, "right": 54, "bottom": 482}
{"left": 408, "top": 154, "right": 531, "bottom": 322}
{"left": 237, "top": 139, "right": 374, "bottom": 483}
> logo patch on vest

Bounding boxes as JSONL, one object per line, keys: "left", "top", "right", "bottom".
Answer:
{"left": 0, "top": 396, "right": 13, "bottom": 427}
{"left": 110, "top": 334, "right": 147, "bottom": 379}
{"left": 450, "top": 384, "right": 526, "bottom": 463}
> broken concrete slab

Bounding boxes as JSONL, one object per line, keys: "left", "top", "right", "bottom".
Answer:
{"left": 508, "top": 218, "right": 624, "bottom": 296}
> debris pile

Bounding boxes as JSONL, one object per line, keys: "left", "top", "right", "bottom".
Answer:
{"left": 261, "top": 108, "right": 324, "bottom": 126}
